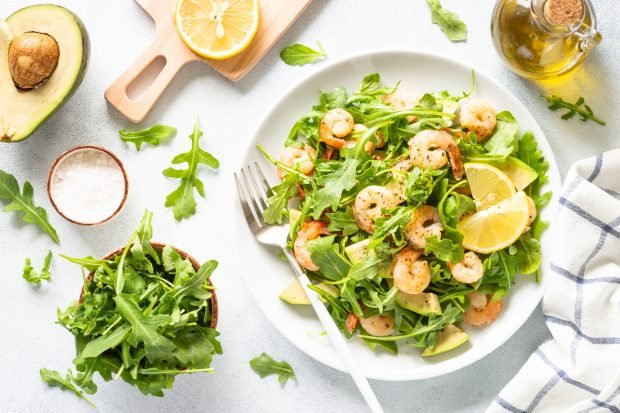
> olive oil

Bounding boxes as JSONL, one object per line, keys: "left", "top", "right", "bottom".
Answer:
{"left": 491, "top": 0, "right": 601, "bottom": 79}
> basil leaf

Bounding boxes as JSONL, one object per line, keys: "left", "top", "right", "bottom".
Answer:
{"left": 280, "top": 42, "right": 326, "bottom": 66}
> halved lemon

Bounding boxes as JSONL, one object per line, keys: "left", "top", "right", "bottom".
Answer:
{"left": 464, "top": 162, "right": 516, "bottom": 211}
{"left": 457, "top": 191, "right": 529, "bottom": 254}
{"left": 175, "top": 0, "right": 260, "bottom": 60}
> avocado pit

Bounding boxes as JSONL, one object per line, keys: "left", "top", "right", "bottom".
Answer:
{"left": 8, "top": 31, "right": 59, "bottom": 90}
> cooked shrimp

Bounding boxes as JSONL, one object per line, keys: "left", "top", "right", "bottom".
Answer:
{"left": 458, "top": 99, "right": 497, "bottom": 141}
{"left": 392, "top": 246, "right": 431, "bottom": 294}
{"left": 353, "top": 186, "right": 397, "bottom": 234}
{"left": 383, "top": 84, "right": 419, "bottom": 122}
{"left": 277, "top": 145, "right": 317, "bottom": 180}
{"left": 359, "top": 314, "right": 395, "bottom": 337}
{"left": 449, "top": 251, "right": 483, "bottom": 284}
{"left": 404, "top": 205, "right": 443, "bottom": 249}
{"left": 524, "top": 195, "right": 537, "bottom": 232}
{"left": 408, "top": 129, "right": 464, "bottom": 180}
{"left": 294, "top": 221, "right": 330, "bottom": 271}
{"left": 320, "top": 108, "right": 354, "bottom": 149}
{"left": 463, "top": 292, "right": 503, "bottom": 326}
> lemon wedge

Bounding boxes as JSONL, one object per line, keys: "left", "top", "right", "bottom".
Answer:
{"left": 464, "top": 162, "right": 516, "bottom": 211}
{"left": 457, "top": 191, "right": 529, "bottom": 254}
{"left": 175, "top": 0, "right": 260, "bottom": 60}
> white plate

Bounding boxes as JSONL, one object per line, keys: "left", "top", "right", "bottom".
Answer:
{"left": 235, "top": 50, "right": 561, "bottom": 381}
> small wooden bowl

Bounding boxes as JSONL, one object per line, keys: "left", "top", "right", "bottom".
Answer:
{"left": 47, "top": 145, "right": 129, "bottom": 226}
{"left": 79, "top": 242, "right": 218, "bottom": 329}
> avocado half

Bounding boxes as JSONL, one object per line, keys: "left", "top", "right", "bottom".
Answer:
{"left": 0, "top": 4, "right": 89, "bottom": 142}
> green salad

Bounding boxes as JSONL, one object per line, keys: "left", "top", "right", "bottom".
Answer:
{"left": 261, "top": 73, "right": 551, "bottom": 356}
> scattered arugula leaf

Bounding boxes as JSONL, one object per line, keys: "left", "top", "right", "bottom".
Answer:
{"left": 544, "top": 95, "right": 605, "bottom": 125}
{"left": 0, "top": 169, "right": 59, "bottom": 243}
{"left": 280, "top": 42, "right": 326, "bottom": 66}
{"left": 426, "top": 0, "right": 467, "bottom": 42}
{"left": 119, "top": 124, "right": 177, "bottom": 150}
{"left": 163, "top": 116, "right": 220, "bottom": 221}
{"left": 249, "top": 353, "right": 296, "bottom": 384}
{"left": 23, "top": 250, "right": 53, "bottom": 284}
{"left": 40, "top": 369, "right": 96, "bottom": 408}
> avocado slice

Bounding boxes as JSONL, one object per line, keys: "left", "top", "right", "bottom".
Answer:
{"left": 395, "top": 291, "right": 442, "bottom": 316}
{"left": 345, "top": 239, "right": 374, "bottom": 264}
{"left": 0, "top": 4, "right": 89, "bottom": 142}
{"left": 495, "top": 157, "right": 538, "bottom": 191}
{"left": 422, "top": 324, "right": 469, "bottom": 356}
{"left": 279, "top": 278, "right": 339, "bottom": 305}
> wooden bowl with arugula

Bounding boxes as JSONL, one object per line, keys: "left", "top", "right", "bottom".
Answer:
{"left": 59, "top": 211, "right": 221, "bottom": 397}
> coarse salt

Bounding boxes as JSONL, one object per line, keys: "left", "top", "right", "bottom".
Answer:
{"left": 49, "top": 147, "right": 127, "bottom": 225}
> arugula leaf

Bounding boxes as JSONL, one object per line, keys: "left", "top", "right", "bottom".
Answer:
{"left": 119, "top": 124, "right": 177, "bottom": 150}
{"left": 481, "top": 249, "right": 518, "bottom": 291}
{"left": 280, "top": 42, "right": 326, "bottom": 66}
{"left": 60, "top": 255, "right": 106, "bottom": 272}
{"left": 315, "top": 87, "right": 348, "bottom": 112}
{"left": 307, "top": 235, "right": 351, "bottom": 280}
{"left": 405, "top": 167, "right": 447, "bottom": 205}
{"left": 326, "top": 207, "right": 360, "bottom": 235}
{"left": 426, "top": 0, "right": 467, "bottom": 42}
{"left": 249, "top": 353, "right": 296, "bottom": 384}
{"left": 514, "top": 236, "right": 541, "bottom": 274}
{"left": 114, "top": 294, "right": 175, "bottom": 363}
{"left": 311, "top": 159, "right": 359, "bottom": 219}
{"left": 0, "top": 169, "right": 59, "bottom": 243}
{"left": 163, "top": 116, "right": 220, "bottom": 221}
{"left": 544, "top": 95, "right": 605, "bottom": 125}
{"left": 40, "top": 369, "right": 96, "bottom": 408}
{"left": 484, "top": 111, "right": 518, "bottom": 157}
{"left": 80, "top": 325, "right": 132, "bottom": 359}
{"left": 424, "top": 236, "right": 464, "bottom": 263}
{"left": 23, "top": 250, "right": 53, "bottom": 284}
{"left": 372, "top": 206, "right": 413, "bottom": 241}
{"left": 348, "top": 255, "right": 382, "bottom": 281}
{"left": 263, "top": 173, "right": 299, "bottom": 225}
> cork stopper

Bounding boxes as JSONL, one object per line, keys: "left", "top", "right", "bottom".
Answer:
{"left": 543, "top": 0, "right": 584, "bottom": 26}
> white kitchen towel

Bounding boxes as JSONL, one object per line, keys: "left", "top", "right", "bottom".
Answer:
{"left": 488, "top": 150, "right": 620, "bottom": 413}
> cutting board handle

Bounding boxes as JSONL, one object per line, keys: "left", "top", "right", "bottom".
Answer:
{"left": 105, "top": 41, "right": 190, "bottom": 123}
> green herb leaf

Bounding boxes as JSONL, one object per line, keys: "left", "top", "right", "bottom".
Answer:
{"left": 0, "top": 169, "right": 59, "bottom": 243}
{"left": 163, "top": 116, "right": 220, "bottom": 221}
{"left": 514, "top": 236, "right": 541, "bottom": 274}
{"left": 348, "top": 255, "right": 382, "bottom": 281}
{"left": 22, "top": 250, "right": 53, "bottom": 284}
{"left": 426, "top": 0, "right": 467, "bottom": 42}
{"left": 119, "top": 124, "right": 177, "bottom": 150}
{"left": 249, "top": 353, "right": 296, "bottom": 384}
{"left": 311, "top": 159, "right": 359, "bottom": 219}
{"left": 114, "top": 294, "right": 176, "bottom": 363}
{"left": 326, "top": 207, "right": 360, "bottom": 235}
{"left": 280, "top": 42, "right": 326, "bottom": 66}
{"left": 40, "top": 369, "right": 96, "bottom": 408}
{"left": 544, "top": 95, "right": 605, "bottom": 125}
{"left": 424, "top": 235, "right": 464, "bottom": 263}
{"left": 307, "top": 235, "right": 351, "bottom": 280}
{"left": 263, "top": 173, "right": 299, "bottom": 225}
{"left": 484, "top": 111, "right": 519, "bottom": 157}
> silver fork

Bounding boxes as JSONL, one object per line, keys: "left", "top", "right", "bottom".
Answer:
{"left": 235, "top": 162, "right": 384, "bottom": 413}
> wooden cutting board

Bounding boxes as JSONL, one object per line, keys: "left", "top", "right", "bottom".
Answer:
{"left": 105, "top": 0, "right": 313, "bottom": 123}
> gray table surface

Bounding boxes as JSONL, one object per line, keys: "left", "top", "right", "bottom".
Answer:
{"left": 1, "top": 0, "right": 617, "bottom": 412}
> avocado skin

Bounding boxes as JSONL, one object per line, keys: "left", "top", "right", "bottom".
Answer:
{"left": 2, "top": 5, "right": 90, "bottom": 143}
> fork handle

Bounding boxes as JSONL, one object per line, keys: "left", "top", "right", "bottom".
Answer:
{"left": 282, "top": 249, "right": 385, "bottom": 413}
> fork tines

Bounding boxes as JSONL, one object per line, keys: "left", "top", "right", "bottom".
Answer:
{"left": 235, "top": 162, "right": 273, "bottom": 230}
